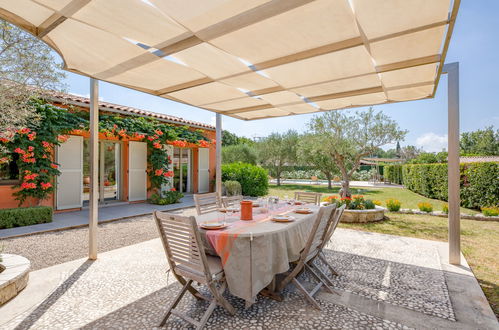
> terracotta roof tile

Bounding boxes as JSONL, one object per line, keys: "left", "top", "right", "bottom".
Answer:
{"left": 44, "top": 90, "right": 215, "bottom": 130}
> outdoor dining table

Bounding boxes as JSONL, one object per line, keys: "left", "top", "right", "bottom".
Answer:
{"left": 196, "top": 203, "right": 320, "bottom": 304}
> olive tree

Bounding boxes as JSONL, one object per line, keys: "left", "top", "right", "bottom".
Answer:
{"left": 297, "top": 134, "right": 338, "bottom": 189}
{"left": 308, "top": 108, "right": 407, "bottom": 197}
{"left": 257, "top": 130, "right": 298, "bottom": 186}
{"left": 0, "top": 19, "right": 65, "bottom": 145}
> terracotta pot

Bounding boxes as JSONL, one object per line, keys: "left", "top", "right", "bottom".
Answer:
{"left": 83, "top": 176, "right": 90, "bottom": 185}
{"left": 240, "top": 200, "right": 253, "bottom": 220}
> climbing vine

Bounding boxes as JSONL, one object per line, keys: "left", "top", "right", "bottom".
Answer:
{"left": 0, "top": 100, "right": 212, "bottom": 206}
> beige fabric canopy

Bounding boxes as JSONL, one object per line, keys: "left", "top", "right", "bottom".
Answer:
{"left": 0, "top": 0, "right": 459, "bottom": 120}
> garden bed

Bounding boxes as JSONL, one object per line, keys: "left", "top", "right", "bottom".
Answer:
{"left": 0, "top": 254, "right": 30, "bottom": 305}
{"left": 340, "top": 206, "right": 385, "bottom": 223}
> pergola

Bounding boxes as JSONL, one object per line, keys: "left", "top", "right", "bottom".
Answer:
{"left": 0, "top": 0, "right": 461, "bottom": 263}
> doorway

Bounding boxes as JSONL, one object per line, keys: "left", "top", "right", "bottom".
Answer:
{"left": 173, "top": 148, "right": 191, "bottom": 193}
{"left": 82, "top": 140, "right": 121, "bottom": 205}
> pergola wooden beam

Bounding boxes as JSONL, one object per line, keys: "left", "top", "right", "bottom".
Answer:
{"left": 36, "top": 0, "right": 91, "bottom": 38}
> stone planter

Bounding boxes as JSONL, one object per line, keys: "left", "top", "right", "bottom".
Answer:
{"left": 0, "top": 254, "right": 30, "bottom": 306}
{"left": 340, "top": 206, "right": 385, "bottom": 223}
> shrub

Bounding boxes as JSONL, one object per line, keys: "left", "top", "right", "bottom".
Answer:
{"left": 386, "top": 199, "right": 401, "bottom": 212}
{"left": 384, "top": 165, "right": 403, "bottom": 184}
{"left": 442, "top": 204, "right": 449, "bottom": 214}
{"left": 418, "top": 202, "right": 433, "bottom": 213}
{"left": 281, "top": 169, "right": 326, "bottom": 180}
{"left": 323, "top": 195, "right": 339, "bottom": 204}
{"left": 336, "top": 195, "right": 375, "bottom": 210}
{"left": 222, "top": 163, "right": 268, "bottom": 196}
{"left": 481, "top": 206, "right": 499, "bottom": 217}
{"left": 223, "top": 180, "right": 242, "bottom": 196}
{"left": 373, "top": 200, "right": 382, "bottom": 206}
{"left": 403, "top": 162, "right": 499, "bottom": 210}
{"left": 0, "top": 206, "right": 52, "bottom": 229}
{"left": 149, "top": 191, "right": 184, "bottom": 205}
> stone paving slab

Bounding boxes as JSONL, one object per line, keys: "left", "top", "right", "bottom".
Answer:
{"left": 0, "top": 229, "right": 497, "bottom": 329}
{"left": 0, "top": 196, "right": 194, "bottom": 239}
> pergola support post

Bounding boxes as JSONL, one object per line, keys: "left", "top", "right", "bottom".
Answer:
{"left": 443, "top": 62, "right": 460, "bottom": 265}
{"left": 215, "top": 113, "right": 222, "bottom": 197}
{"left": 89, "top": 78, "right": 99, "bottom": 260}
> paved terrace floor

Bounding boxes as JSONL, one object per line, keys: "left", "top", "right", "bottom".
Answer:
{"left": 1, "top": 228, "right": 497, "bottom": 330}
{"left": 0, "top": 195, "right": 194, "bottom": 239}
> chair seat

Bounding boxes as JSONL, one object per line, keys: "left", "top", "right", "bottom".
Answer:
{"left": 175, "top": 255, "right": 224, "bottom": 282}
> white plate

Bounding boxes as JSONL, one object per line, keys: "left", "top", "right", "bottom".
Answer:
{"left": 272, "top": 215, "right": 295, "bottom": 222}
{"left": 295, "top": 208, "right": 313, "bottom": 214}
{"left": 201, "top": 222, "right": 225, "bottom": 228}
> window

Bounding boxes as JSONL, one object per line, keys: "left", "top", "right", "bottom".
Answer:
{"left": 0, "top": 153, "right": 19, "bottom": 185}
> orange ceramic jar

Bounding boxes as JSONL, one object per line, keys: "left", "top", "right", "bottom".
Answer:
{"left": 240, "top": 200, "right": 253, "bottom": 220}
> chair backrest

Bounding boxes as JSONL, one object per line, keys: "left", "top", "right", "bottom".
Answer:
{"left": 194, "top": 192, "right": 220, "bottom": 215}
{"left": 294, "top": 191, "right": 322, "bottom": 205}
{"left": 301, "top": 205, "right": 336, "bottom": 262}
{"left": 320, "top": 204, "right": 346, "bottom": 250}
{"left": 154, "top": 211, "right": 212, "bottom": 283}
{"left": 221, "top": 195, "right": 243, "bottom": 208}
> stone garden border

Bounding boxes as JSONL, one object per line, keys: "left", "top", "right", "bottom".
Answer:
{"left": 0, "top": 254, "right": 30, "bottom": 305}
{"left": 394, "top": 209, "right": 499, "bottom": 222}
{"left": 340, "top": 206, "right": 385, "bottom": 223}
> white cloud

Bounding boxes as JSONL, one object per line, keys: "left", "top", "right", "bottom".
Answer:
{"left": 416, "top": 133, "right": 448, "bottom": 152}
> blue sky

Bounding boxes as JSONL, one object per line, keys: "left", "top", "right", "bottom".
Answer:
{"left": 60, "top": 0, "right": 498, "bottom": 152}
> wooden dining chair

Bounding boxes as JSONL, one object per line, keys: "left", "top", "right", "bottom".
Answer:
{"left": 309, "top": 204, "right": 346, "bottom": 286}
{"left": 221, "top": 195, "right": 243, "bottom": 208}
{"left": 194, "top": 192, "right": 221, "bottom": 215}
{"left": 153, "top": 211, "right": 235, "bottom": 329}
{"left": 277, "top": 205, "right": 336, "bottom": 309}
{"left": 294, "top": 191, "right": 322, "bottom": 205}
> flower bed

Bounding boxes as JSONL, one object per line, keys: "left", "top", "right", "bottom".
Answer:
{"left": 323, "top": 195, "right": 385, "bottom": 223}
{"left": 340, "top": 206, "right": 385, "bottom": 223}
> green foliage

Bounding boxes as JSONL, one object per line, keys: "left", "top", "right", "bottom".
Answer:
{"left": 0, "top": 101, "right": 210, "bottom": 205}
{"left": 0, "top": 206, "right": 52, "bottom": 229}
{"left": 386, "top": 198, "right": 401, "bottom": 211}
{"left": 481, "top": 206, "right": 499, "bottom": 217}
{"left": 222, "top": 144, "right": 257, "bottom": 165}
{"left": 307, "top": 108, "right": 407, "bottom": 197}
{"left": 417, "top": 202, "right": 433, "bottom": 212}
{"left": 335, "top": 195, "right": 376, "bottom": 210}
{"left": 384, "top": 165, "right": 403, "bottom": 184}
{"left": 460, "top": 126, "right": 499, "bottom": 156}
{"left": 403, "top": 162, "right": 499, "bottom": 209}
{"left": 222, "top": 163, "right": 268, "bottom": 196}
{"left": 223, "top": 180, "right": 242, "bottom": 196}
{"left": 149, "top": 191, "right": 184, "bottom": 205}
{"left": 408, "top": 152, "right": 448, "bottom": 164}
{"left": 257, "top": 130, "right": 299, "bottom": 185}
{"left": 442, "top": 204, "right": 449, "bottom": 214}
{"left": 222, "top": 130, "right": 254, "bottom": 146}
{"left": 297, "top": 134, "right": 338, "bottom": 187}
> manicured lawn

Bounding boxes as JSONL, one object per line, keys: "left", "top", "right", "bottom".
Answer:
{"left": 339, "top": 213, "right": 499, "bottom": 318}
{"left": 267, "top": 183, "right": 478, "bottom": 214}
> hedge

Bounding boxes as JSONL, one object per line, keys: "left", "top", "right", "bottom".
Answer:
{"left": 384, "top": 165, "right": 403, "bottom": 184}
{"left": 402, "top": 162, "right": 498, "bottom": 209}
{"left": 221, "top": 163, "right": 269, "bottom": 196}
{"left": 0, "top": 206, "right": 53, "bottom": 229}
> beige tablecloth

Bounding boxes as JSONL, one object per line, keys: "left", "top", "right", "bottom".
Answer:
{"left": 196, "top": 205, "right": 319, "bottom": 303}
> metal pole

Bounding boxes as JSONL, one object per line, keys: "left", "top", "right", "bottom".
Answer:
{"left": 179, "top": 148, "right": 183, "bottom": 193}
{"left": 443, "top": 62, "right": 460, "bottom": 265}
{"left": 89, "top": 78, "right": 99, "bottom": 260}
{"left": 215, "top": 113, "right": 222, "bottom": 197}
{"left": 99, "top": 142, "right": 104, "bottom": 203}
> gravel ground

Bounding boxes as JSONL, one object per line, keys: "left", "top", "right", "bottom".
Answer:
{"left": 0, "top": 207, "right": 198, "bottom": 271}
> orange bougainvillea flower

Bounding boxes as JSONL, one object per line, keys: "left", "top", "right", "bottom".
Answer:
{"left": 51, "top": 163, "right": 58, "bottom": 169}
{"left": 21, "top": 182, "right": 36, "bottom": 189}
{"left": 198, "top": 140, "right": 210, "bottom": 148}
{"left": 57, "top": 135, "right": 69, "bottom": 143}
{"left": 28, "top": 146, "right": 34, "bottom": 152}
{"left": 171, "top": 140, "right": 187, "bottom": 148}
{"left": 28, "top": 132, "right": 36, "bottom": 141}
{"left": 153, "top": 142, "right": 162, "bottom": 149}
{"left": 170, "top": 187, "right": 176, "bottom": 191}
{"left": 14, "top": 147, "right": 25, "bottom": 154}
{"left": 0, "top": 137, "right": 10, "bottom": 143}
{"left": 155, "top": 169, "right": 163, "bottom": 176}
{"left": 154, "top": 129, "right": 163, "bottom": 136}
{"left": 17, "top": 128, "right": 31, "bottom": 135}
{"left": 40, "top": 182, "right": 52, "bottom": 190}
